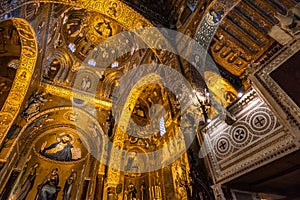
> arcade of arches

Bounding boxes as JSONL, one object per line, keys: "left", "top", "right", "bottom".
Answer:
{"left": 0, "top": 0, "right": 300, "bottom": 200}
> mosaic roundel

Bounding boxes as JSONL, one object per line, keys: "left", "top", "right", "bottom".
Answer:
{"left": 229, "top": 122, "right": 252, "bottom": 148}
{"left": 246, "top": 108, "right": 276, "bottom": 135}
{"left": 214, "top": 135, "right": 233, "bottom": 158}
{"left": 104, "top": 1, "right": 123, "bottom": 19}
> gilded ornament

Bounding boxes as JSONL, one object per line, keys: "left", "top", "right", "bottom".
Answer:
{"left": 0, "top": 18, "right": 37, "bottom": 144}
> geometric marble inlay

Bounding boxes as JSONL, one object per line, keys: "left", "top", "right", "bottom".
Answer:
{"left": 247, "top": 108, "right": 275, "bottom": 135}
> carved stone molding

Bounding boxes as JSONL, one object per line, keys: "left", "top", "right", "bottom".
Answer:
{"left": 252, "top": 39, "right": 300, "bottom": 135}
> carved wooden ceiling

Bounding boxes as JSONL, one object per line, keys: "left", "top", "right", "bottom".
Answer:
{"left": 122, "top": 0, "right": 189, "bottom": 27}
{"left": 123, "top": 0, "right": 298, "bottom": 92}
{"left": 210, "top": 0, "right": 296, "bottom": 83}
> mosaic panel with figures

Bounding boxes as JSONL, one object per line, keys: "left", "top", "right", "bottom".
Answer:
{"left": 61, "top": 8, "right": 125, "bottom": 60}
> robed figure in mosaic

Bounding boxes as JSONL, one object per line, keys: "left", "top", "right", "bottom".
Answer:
{"left": 15, "top": 163, "right": 39, "bottom": 200}
{"left": 35, "top": 168, "right": 61, "bottom": 200}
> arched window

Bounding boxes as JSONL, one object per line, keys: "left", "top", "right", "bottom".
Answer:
{"left": 159, "top": 117, "right": 166, "bottom": 136}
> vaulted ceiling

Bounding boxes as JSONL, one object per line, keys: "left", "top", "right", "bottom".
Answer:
{"left": 0, "top": 0, "right": 300, "bottom": 199}
{"left": 0, "top": 0, "right": 298, "bottom": 128}
{"left": 0, "top": 0, "right": 298, "bottom": 120}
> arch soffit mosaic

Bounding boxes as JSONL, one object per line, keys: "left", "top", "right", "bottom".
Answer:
{"left": 0, "top": 18, "right": 38, "bottom": 145}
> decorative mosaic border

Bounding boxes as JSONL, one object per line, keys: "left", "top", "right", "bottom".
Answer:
{"left": 0, "top": 18, "right": 38, "bottom": 144}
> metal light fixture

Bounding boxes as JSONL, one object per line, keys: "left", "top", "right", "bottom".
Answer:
{"left": 191, "top": 88, "right": 211, "bottom": 123}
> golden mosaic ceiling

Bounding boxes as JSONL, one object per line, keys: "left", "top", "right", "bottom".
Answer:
{"left": 0, "top": 0, "right": 297, "bottom": 130}
{"left": 0, "top": 1, "right": 299, "bottom": 200}
{"left": 0, "top": 0, "right": 298, "bottom": 122}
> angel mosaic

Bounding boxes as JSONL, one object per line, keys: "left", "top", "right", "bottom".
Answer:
{"left": 94, "top": 20, "right": 113, "bottom": 38}
{"left": 21, "top": 91, "right": 51, "bottom": 120}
